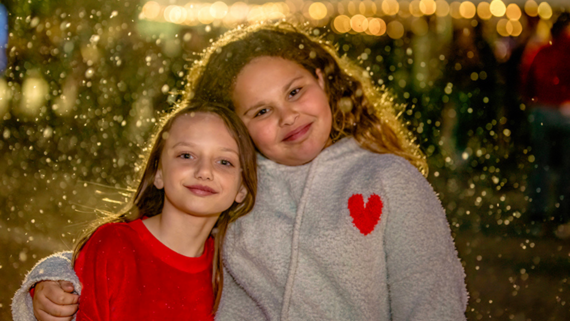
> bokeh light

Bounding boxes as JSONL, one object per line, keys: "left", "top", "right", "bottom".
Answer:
{"left": 490, "top": 0, "right": 506, "bottom": 17}
{"left": 450, "top": 1, "right": 462, "bottom": 19}
{"left": 420, "top": 0, "right": 436, "bottom": 15}
{"left": 333, "top": 14, "right": 351, "bottom": 33}
{"left": 459, "top": 1, "right": 476, "bottom": 19}
{"left": 505, "top": 3, "right": 522, "bottom": 21}
{"left": 386, "top": 20, "right": 404, "bottom": 39}
{"left": 382, "top": 0, "right": 400, "bottom": 16}
{"left": 367, "top": 17, "right": 387, "bottom": 36}
{"left": 524, "top": 0, "right": 539, "bottom": 17}
{"left": 308, "top": 2, "right": 327, "bottom": 20}
{"left": 350, "top": 14, "right": 368, "bottom": 32}
{"left": 142, "top": 1, "right": 161, "bottom": 20}
{"left": 537, "top": 2, "right": 553, "bottom": 20}
{"left": 477, "top": 2, "right": 493, "bottom": 20}
{"left": 435, "top": 0, "right": 450, "bottom": 17}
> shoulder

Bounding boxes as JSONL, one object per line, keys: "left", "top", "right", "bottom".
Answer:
{"left": 83, "top": 221, "right": 139, "bottom": 252}
{"left": 340, "top": 146, "right": 426, "bottom": 185}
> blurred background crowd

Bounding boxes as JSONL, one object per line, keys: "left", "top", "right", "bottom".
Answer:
{"left": 0, "top": 0, "right": 569, "bottom": 319}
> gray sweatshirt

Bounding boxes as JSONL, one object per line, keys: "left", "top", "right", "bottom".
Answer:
{"left": 12, "top": 138, "right": 467, "bottom": 321}
{"left": 216, "top": 138, "right": 467, "bottom": 320}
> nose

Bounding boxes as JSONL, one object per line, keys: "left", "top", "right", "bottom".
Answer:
{"left": 279, "top": 103, "right": 299, "bottom": 127}
{"left": 195, "top": 159, "right": 214, "bottom": 181}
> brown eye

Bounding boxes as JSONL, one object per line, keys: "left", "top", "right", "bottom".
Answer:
{"left": 289, "top": 88, "right": 301, "bottom": 98}
{"left": 254, "top": 108, "right": 269, "bottom": 117}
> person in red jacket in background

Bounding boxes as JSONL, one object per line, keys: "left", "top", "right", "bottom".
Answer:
{"left": 523, "top": 12, "right": 570, "bottom": 238}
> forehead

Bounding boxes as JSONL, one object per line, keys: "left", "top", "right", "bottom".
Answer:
{"left": 238, "top": 56, "right": 307, "bottom": 80}
{"left": 168, "top": 112, "right": 236, "bottom": 144}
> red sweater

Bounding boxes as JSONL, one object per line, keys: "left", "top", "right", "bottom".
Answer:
{"left": 74, "top": 219, "right": 215, "bottom": 321}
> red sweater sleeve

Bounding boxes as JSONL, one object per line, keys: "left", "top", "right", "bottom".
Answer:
{"left": 74, "top": 224, "right": 132, "bottom": 321}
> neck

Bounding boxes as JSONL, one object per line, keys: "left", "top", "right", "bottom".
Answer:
{"left": 143, "top": 206, "right": 219, "bottom": 257}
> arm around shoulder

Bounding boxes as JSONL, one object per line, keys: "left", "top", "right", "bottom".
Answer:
{"left": 11, "top": 251, "right": 81, "bottom": 321}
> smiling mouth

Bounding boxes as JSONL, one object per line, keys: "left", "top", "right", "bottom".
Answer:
{"left": 186, "top": 185, "right": 218, "bottom": 196}
{"left": 283, "top": 123, "right": 312, "bottom": 142}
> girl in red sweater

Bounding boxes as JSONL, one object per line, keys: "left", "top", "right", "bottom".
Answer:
{"left": 71, "top": 102, "right": 257, "bottom": 320}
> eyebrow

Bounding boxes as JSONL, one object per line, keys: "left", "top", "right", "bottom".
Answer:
{"left": 242, "top": 75, "right": 304, "bottom": 116}
{"left": 172, "top": 141, "right": 239, "bottom": 155}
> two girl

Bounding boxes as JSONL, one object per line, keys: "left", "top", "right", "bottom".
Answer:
{"left": 12, "top": 102, "right": 257, "bottom": 320}
{"left": 14, "top": 22, "right": 468, "bottom": 320}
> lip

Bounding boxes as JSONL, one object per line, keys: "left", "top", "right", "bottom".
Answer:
{"left": 186, "top": 185, "right": 218, "bottom": 196}
{"left": 283, "top": 123, "right": 312, "bottom": 142}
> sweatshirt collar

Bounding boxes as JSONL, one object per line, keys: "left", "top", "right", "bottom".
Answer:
{"left": 257, "top": 137, "right": 358, "bottom": 170}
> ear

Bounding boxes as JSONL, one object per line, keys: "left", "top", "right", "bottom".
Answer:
{"left": 154, "top": 167, "right": 164, "bottom": 189}
{"left": 315, "top": 68, "right": 326, "bottom": 90}
{"left": 234, "top": 184, "right": 247, "bottom": 203}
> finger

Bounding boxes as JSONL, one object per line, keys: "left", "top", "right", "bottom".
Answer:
{"left": 40, "top": 296, "right": 79, "bottom": 317}
{"left": 47, "top": 290, "right": 80, "bottom": 305}
{"left": 58, "top": 280, "right": 75, "bottom": 293}
{"left": 35, "top": 309, "right": 74, "bottom": 321}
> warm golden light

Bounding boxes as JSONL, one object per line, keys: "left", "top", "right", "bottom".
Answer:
{"left": 524, "top": 0, "right": 538, "bottom": 17}
{"left": 459, "top": 1, "right": 476, "bottom": 19}
{"left": 367, "top": 18, "right": 387, "bottom": 36}
{"left": 411, "top": 17, "right": 429, "bottom": 35}
{"left": 165, "top": 5, "right": 187, "bottom": 24}
{"left": 450, "top": 1, "right": 462, "bottom": 19}
{"left": 435, "top": 0, "right": 450, "bottom": 17}
{"left": 420, "top": 0, "right": 436, "bottom": 15}
{"left": 537, "top": 2, "right": 552, "bottom": 20}
{"left": 386, "top": 20, "right": 405, "bottom": 39}
{"left": 198, "top": 4, "right": 215, "bottom": 24}
{"left": 410, "top": 0, "right": 424, "bottom": 17}
{"left": 333, "top": 15, "right": 351, "bottom": 33}
{"left": 20, "top": 76, "right": 48, "bottom": 117}
{"left": 477, "top": 2, "right": 492, "bottom": 20}
{"left": 210, "top": 1, "right": 228, "bottom": 19}
{"left": 497, "top": 18, "right": 509, "bottom": 37}
{"left": 490, "top": 0, "right": 506, "bottom": 17}
{"left": 398, "top": 1, "right": 412, "bottom": 18}
{"left": 509, "top": 20, "right": 523, "bottom": 36}
{"left": 309, "top": 2, "right": 328, "bottom": 20}
{"left": 229, "top": 2, "right": 249, "bottom": 20}
{"left": 351, "top": 14, "right": 368, "bottom": 32}
{"left": 505, "top": 3, "right": 521, "bottom": 21}
{"left": 359, "top": 0, "right": 377, "bottom": 15}
{"left": 142, "top": 1, "right": 161, "bottom": 20}
{"left": 382, "top": 0, "right": 400, "bottom": 16}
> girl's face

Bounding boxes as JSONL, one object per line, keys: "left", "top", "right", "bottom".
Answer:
{"left": 154, "top": 113, "right": 247, "bottom": 217}
{"left": 232, "top": 56, "right": 332, "bottom": 166}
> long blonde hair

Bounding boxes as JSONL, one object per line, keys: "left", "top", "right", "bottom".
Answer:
{"left": 183, "top": 22, "right": 427, "bottom": 174}
{"left": 73, "top": 101, "right": 257, "bottom": 313}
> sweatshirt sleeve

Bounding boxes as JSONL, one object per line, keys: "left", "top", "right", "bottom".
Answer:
{"left": 11, "top": 251, "right": 81, "bottom": 321}
{"left": 383, "top": 158, "right": 468, "bottom": 321}
{"left": 215, "top": 266, "right": 265, "bottom": 321}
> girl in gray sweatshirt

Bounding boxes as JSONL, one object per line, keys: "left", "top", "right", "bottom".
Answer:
{"left": 13, "top": 22, "right": 468, "bottom": 321}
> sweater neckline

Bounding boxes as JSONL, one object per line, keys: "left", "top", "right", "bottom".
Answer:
{"left": 131, "top": 219, "right": 213, "bottom": 273}
{"left": 257, "top": 137, "right": 358, "bottom": 170}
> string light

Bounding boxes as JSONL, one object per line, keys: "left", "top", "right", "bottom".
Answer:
{"left": 139, "top": 0, "right": 568, "bottom": 38}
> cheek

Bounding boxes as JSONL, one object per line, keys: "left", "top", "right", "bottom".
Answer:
{"left": 248, "top": 123, "right": 274, "bottom": 150}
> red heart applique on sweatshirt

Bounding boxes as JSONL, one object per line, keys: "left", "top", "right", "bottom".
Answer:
{"left": 348, "top": 194, "right": 383, "bottom": 235}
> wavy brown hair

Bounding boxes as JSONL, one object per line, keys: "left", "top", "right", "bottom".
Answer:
{"left": 183, "top": 22, "right": 427, "bottom": 174}
{"left": 72, "top": 101, "right": 257, "bottom": 313}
